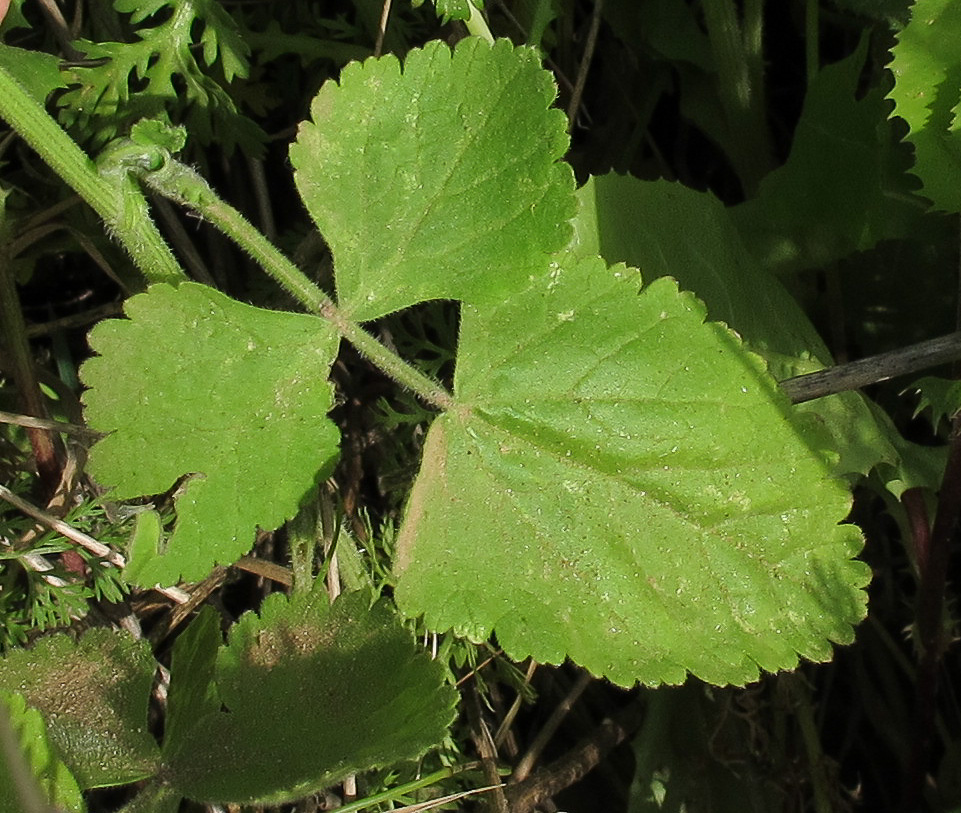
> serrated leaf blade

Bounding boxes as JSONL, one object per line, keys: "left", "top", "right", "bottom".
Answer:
{"left": 0, "top": 630, "right": 159, "bottom": 789}
{"left": 394, "top": 257, "right": 869, "bottom": 687}
{"left": 291, "top": 37, "right": 574, "bottom": 321}
{"left": 888, "top": 0, "right": 961, "bottom": 212}
{"left": 81, "top": 283, "right": 340, "bottom": 585}
{"left": 164, "top": 588, "right": 457, "bottom": 805}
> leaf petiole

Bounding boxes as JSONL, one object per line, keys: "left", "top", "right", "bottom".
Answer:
{"left": 140, "top": 152, "right": 454, "bottom": 412}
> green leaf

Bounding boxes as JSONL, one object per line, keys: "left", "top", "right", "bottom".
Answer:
{"left": 571, "top": 174, "right": 905, "bottom": 480}
{"left": 117, "top": 781, "right": 182, "bottom": 813}
{"left": 0, "top": 44, "right": 65, "bottom": 104}
{"left": 291, "top": 37, "right": 574, "bottom": 321}
{"left": 59, "top": 0, "right": 260, "bottom": 152}
{"left": 572, "top": 175, "right": 830, "bottom": 367}
{"left": 733, "top": 37, "right": 926, "bottom": 272}
{"left": 394, "top": 256, "right": 869, "bottom": 687}
{"left": 164, "top": 588, "right": 458, "bottom": 805}
{"left": 163, "top": 606, "right": 221, "bottom": 753}
{"left": 81, "top": 283, "right": 341, "bottom": 585}
{"left": 909, "top": 375, "right": 961, "bottom": 429}
{"left": 630, "top": 683, "right": 785, "bottom": 812}
{"left": 888, "top": 0, "right": 961, "bottom": 212}
{"left": 114, "top": 0, "right": 251, "bottom": 81}
{"left": 0, "top": 629, "right": 159, "bottom": 789}
{"left": 0, "top": 692, "right": 84, "bottom": 813}
{"left": 420, "top": 0, "right": 480, "bottom": 23}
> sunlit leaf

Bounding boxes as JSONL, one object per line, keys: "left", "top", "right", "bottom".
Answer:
{"left": 81, "top": 283, "right": 340, "bottom": 585}
{"left": 395, "top": 256, "right": 868, "bottom": 687}
{"left": 292, "top": 37, "right": 574, "bottom": 320}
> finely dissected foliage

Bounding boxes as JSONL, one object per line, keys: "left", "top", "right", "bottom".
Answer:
{"left": 58, "top": 0, "right": 260, "bottom": 151}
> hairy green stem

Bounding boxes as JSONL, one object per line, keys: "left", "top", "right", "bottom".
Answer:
{"left": 143, "top": 158, "right": 455, "bottom": 412}
{"left": 0, "top": 65, "right": 185, "bottom": 285}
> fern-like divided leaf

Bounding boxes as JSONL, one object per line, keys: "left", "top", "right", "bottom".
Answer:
{"left": 58, "top": 0, "right": 260, "bottom": 151}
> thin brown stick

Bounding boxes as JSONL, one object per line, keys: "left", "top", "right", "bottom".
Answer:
{"left": 0, "top": 484, "right": 190, "bottom": 604}
{"left": 374, "top": 0, "right": 392, "bottom": 58}
{"left": 0, "top": 410, "right": 99, "bottom": 438}
{"left": 466, "top": 683, "right": 510, "bottom": 813}
{"left": 566, "top": 0, "right": 603, "bottom": 129}
{"left": 233, "top": 555, "right": 292, "bottom": 586}
{"left": 505, "top": 696, "right": 645, "bottom": 813}
{"left": 512, "top": 669, "right": 592, "bottom": 782}
{"left": 0, "top": 483, "right": 123, "bottom": 566}
{"left": 779, "top": 332, "right": 961, "bottom": 404}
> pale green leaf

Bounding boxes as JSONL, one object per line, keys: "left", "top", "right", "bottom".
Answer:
{"left": 571, "top": 175, "right": 829, "bottom": 366}
{"left": 0, "top": 692, "right": 84, "bottom": 813}
{"left": 572, "top": 174, "right": 903, "bottom": 480}
{"left": 428, "top": 0, "right": 479, "bottom": 23}
{"left": 164, "top": 588, "right": 458, "bottom": 805}
{"left": 291, "top": 37, "right": 574, "bottom": 321}
{"left": 0, "top": 44, "right": 65, "bottom": 104}
{"left": 81, "top": 283, "right": 340, "bottom": 586}
{"left": 0, "top": 629, "right": 159, "bottom": 789}
{"left": 888, "top": 0, "right": 961, "bottom": 212}
{"left": 394, "top": 256, "right": 869, "bottom": 687}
